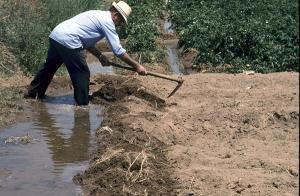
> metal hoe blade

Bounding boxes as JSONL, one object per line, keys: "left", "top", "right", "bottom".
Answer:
{"left": 167, "top": 79, "right": 183, "bottom": 98}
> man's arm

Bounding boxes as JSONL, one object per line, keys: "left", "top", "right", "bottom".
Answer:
{"left": 87, "top": 47, "right": 146, "bottom": 74}
{"left": 87, "top": 47, "right": 109, "bottom": 66}
{"left": 120, "top": 53, "right": 147, "bottom": 75}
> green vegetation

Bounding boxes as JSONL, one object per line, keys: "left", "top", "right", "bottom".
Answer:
{"left": 0, "top": 0, "right": 101, "bottom": 75}
{"left": 0, "top": 0, "right": 48, "bottom": 74}
{"left": 1, "top": 0, "right": 297, "bottom": 74}
{"left": 170, "top": 0, "right": 299, "bottom": 73}
{"left": 0, "top": 0, "right": 165, "bottom": 74}
{"left": 119, "top": 0, "right": 165, "bottom": 63}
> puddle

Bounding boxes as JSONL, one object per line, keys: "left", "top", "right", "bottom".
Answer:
{"left": 0, "top": 64, "right": 107, "bottom": 196}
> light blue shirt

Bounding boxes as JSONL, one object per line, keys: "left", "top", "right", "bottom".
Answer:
{"left": 49, "top": 10, "right": 126, "bottom": 57}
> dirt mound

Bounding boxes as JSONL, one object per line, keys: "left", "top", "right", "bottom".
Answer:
{"left": 74, "top": 124, "right": 175, "bottom": 195}
{"left": 74, "top": 74, "right": 179, "bottom": 194}
{"left": 74, "top": 98, "right": 176, "bottom": 195}
{"left": 90, "top": 74, "right": 166, "bottom": 108}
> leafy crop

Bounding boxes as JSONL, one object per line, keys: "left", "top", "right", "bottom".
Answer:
{"left": 170, "top": 0, "right": 299, "bottom": 73}
{"left": 0, "top": 0, "right": 165, "bottom": 74}
{"left": 119, "top": 0, "right": 165, "bottom": 63}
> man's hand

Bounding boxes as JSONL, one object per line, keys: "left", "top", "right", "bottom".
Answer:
{"left": 98, "top": 55, "right": 110, "bottom": 66}
{"left": 136, "top": 64, "right": 147, "bottom": 75}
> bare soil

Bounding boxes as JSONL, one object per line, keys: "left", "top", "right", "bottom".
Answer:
{"left": 1, "top": 43, "right": 298, "bottom": 195}
{"left": 74, "top": 71, "right": 299, "bottom": 195}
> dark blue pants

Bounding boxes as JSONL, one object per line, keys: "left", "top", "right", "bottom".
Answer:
{"left": 28, "top": 38, "right": 90, "bottom": 105}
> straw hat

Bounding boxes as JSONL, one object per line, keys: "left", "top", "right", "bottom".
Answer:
{"left": 112, "top": 1, "right": 132, "bottom": 24}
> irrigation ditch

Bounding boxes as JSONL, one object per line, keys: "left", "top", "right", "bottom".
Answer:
{"left": 0, "top": 1, "right": 298, "bottom": 195}
{"left": 0, "top": 13, "right": 185, "bottom": 195}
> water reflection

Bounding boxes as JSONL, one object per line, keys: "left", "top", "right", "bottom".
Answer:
{"left": 34, "top": 102, "right": 91, "bottom": 170}
{"left": 0, "top": 94, "right": 102, "bottom": 196}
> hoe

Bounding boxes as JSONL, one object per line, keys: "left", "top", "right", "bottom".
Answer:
{"left": 110, "top": 62, "right": 184, "bottom": 97}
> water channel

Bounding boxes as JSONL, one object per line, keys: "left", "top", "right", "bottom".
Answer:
{"left": 164, "top": 16, "right": 184, "bottom": 75}
{"left": 0, "top": 17, "right": 182, "bottom": 196}
{"left": 0, "top": 65, "right": 106, "bottom": 196}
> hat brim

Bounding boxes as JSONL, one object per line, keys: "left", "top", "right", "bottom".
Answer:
{"left": 112, "top": 2, "right": 128, "bottom": 24}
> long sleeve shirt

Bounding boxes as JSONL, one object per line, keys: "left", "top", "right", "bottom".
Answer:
{"left": 49, "top": 10, "right": 126, "bottom": 57}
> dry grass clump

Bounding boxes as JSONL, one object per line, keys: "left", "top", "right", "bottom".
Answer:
{"left": 0, "top": 42, "right": 19, "bottom": 75}
{"left": 91, "top": 126, "right": 156, "bottom": 195}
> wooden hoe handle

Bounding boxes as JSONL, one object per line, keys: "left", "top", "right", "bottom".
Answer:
{"left": 109, "top": 62, "right": 183, "bottom": 83}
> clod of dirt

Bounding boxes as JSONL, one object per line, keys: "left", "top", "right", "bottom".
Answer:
{"left": 287, "top": 168, "right": 299, "bottom": 177}
{"left": 272, "top": 181, "right": 281, "bottom": 189}
{"left": 268, "top": 111, "right": 299, "bottom": 125}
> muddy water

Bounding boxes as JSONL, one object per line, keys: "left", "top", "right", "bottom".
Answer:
{"left": 0, "top": 95, "right": 103, "bottom": 196}
{"left": 164, "top": 17, "right": 174, "bottom": 34}
{"left": 0, "top": 65, "right": 106, "bottom": 196}
{"left": 164, "top": 17, "right": 184, "bottom": 74}
{"left": 166, "top": 40, "right": 183, "bottom": 74}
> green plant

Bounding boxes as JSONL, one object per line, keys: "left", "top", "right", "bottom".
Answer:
{"left": 170, "top": 0, "right": 299, "bottom": 73}
{"left": 43, "top": 0, "right": 102, "bottom": 30}
{"left": 119, "top": 0, "right": 165, "bottom": 64}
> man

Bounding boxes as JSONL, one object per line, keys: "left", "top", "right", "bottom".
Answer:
{"left": 25, "top": 1, "right": 147, "bottom": 105}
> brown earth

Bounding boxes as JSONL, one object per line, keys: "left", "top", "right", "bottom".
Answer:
{"left": 74, "top": 71, "right": 299, "bottom": 195}
{"left": 1, "top": 38, "right": 299, "bottom": 195}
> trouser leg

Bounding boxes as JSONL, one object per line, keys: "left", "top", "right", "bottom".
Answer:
{"left": 27, "top": 40, "right": 63, "bottom": 98}
{"left": 53, "top": 43, "right": 90, "bottom": 105}
{"left": 69, "top": 73, "right": 90, "bottom": 105}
